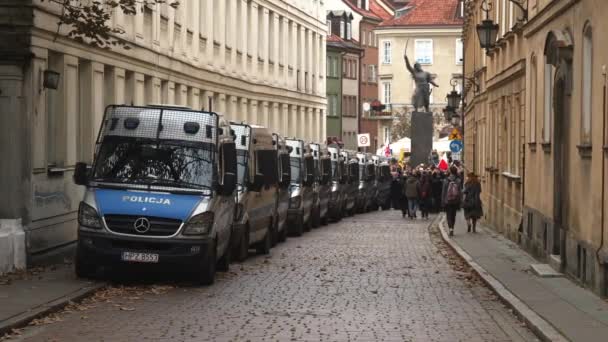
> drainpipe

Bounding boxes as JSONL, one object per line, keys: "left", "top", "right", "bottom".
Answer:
{"left": 597, "top": 67, "right": 607, "bottom": 269}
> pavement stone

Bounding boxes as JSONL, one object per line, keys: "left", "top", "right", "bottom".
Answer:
{"left": 443, "top": 213, "right": 608, "bottom": 342}
{"left": 4, "top": 210, "right": 535, "bottom": 342}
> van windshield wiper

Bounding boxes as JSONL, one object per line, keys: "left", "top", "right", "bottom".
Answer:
{"left": 145, "top": 179, "right": 212, "bottom": 191}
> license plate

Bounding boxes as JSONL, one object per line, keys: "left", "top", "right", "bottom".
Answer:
{"left": 121, "top": 252, "right": 159, "bottom": 263}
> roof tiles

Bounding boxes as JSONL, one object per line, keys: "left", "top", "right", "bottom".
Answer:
{"left": 379, "top": 0, "right": 463, "bottom": 27}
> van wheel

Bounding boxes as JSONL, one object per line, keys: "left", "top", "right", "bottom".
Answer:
{"left": 256, "top": 229, "right": 271, "bottom": 255}
{"left": 233, "top": 226, "right": 249, "bottom": 262}
{"left": 292, "top": 216, "right": 304, "bottom": 237}
{"left": 312, "top": 206, "right": 321, "bottom": 228}
{"left": 217, "top": 242, "right": 230, "bottom": 272}
{"left": 270, "top": 218, "right": 278, "bottom": 247}
{"left": 278, "top": 223, "right": 288, "bottom": 242}
{"left": 195, "top": 240, "right": 216, "bottom": 285}
{"left": 75, "top": 247, "right": 97, "bottom": 279}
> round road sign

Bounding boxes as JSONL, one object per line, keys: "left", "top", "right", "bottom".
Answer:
{"left": 449, "top": 140, "right": 463, "bottom": 153}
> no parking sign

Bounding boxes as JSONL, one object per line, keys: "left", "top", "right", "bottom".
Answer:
{"left": 357, "top": 133, "right": 370, "bottom": 147}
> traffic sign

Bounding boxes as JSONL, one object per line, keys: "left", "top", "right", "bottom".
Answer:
{"left": 449, "top": 140, "right": 463, "bottom": 153}
{"left": 357, "top": 133, "right": 370, "bottom": 147}
{"left": 449, "top": 128, "right": 462, "bottom": 140}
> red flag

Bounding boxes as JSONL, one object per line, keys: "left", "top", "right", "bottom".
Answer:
{"left": 438, "top": 154, "right": 449, "bottom": 171}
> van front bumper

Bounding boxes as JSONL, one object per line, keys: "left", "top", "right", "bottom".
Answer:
{"left": 77, "top": 230, "right": 212, "bottom": 269}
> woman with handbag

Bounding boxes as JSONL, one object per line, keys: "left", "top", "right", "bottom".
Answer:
{"left": 463, "top": 172, "right": 483, "bottom": 233}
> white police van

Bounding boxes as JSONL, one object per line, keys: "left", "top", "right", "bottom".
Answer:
{"left": 72, "top": 105, "right": 237, "bottom": 285}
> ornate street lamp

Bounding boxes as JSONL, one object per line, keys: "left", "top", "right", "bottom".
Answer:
{"left": 446, "top": 78, "right": 462, "bottom": 109}
{"left": 476, "top": 0, "right": 499, "bottom": 52}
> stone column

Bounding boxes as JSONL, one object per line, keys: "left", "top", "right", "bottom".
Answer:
{"left": 204, "top": 0, "right": 214, "bottom": 68}
{"left": 176, "top": 84, "right": 188, "bottom": 106}
{"left": 191, "top": 0, "right": 200, "bottom": 61}
{"left": 78, "top": 61, "right": 104, "bottom": 163}
{"left": 228, "top": 0, "right": 237, "bottom": 74}
{"left": 229, "top": 95, "right": 238, "bottom": 122}
{"left": 298, "top": 26, "right": 306, "bottom": 91}
{"left": 249, "top": 100, "right": 258, "bottom": 125}
{"left": 272, "top": 102, "right": 280, "bottom": 132}
{"left": 261, "top": 101, "right": 269, "bottom": 127}
{"left": 240, "top": 0, "right": 249, "bottom": 75}
{"left": 161, "top": 81, "right": 175, "bottom": 104}
{"left": 307, "top": 30, "right": 313, "bottom": 94}
{"left": 202, "top": 90, "right": 215, "bottom": 111}
{"left": 314, "top": 108, "right": 321, "bottom": 142}
{"left": 261, "top": 8, "right": 270, "bottom": 84}
{"left": 289, "top": 105, "right": 298, "bottom": 138}
{"left": 133, "top": 72, "right": 145, "bottom": 106}
{"left": 321, "top": 109, "right": 326, "bottom": 142}
{"left": 218, "top": 93, "right": 227, "bottom": 116}
{"left": 281, "top": 103, "right": 289, "bottom": 137}
{"left": 313, "top": 33, "right": 320, "bottom": 94}
{"left": 308, "top": 107, "right": 314, "bottom": 141}
{"left": 240, "top": 97, "right": 249, "bottom": 124}
{"left": 291, "top": 21, "right": 298, "bottom": 89}
{"left": 134, "top": 2, "right": 144, "bottom": 43}
{"left": 299, "top": 106, "right": 306, "bottom": 140}
{"left": 249, "top": 2, "right": 259, "bottom": 80}
{"left": 188, "top": 87, "right": 201, "bottom": 110}
{"left": 281, "top": 17, "right": 289, "bottom": 88}
{"left": 217, "top": 0, "right": 226, "bottom": 68}
{"left": 272, "top": 12, "right": 280, "bottom": 85}
{"left": 320, "top": 35, "right": 326, "bottom": 94}
{"left": 103, "top": 66, "right": 125, "bottom": 107}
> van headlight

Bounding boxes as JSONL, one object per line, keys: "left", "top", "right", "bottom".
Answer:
{"left": 78, "top": 202, "right": 102, "bottom": 229}
{"left": 183, "top": 212, "right": 214, "bottom": 236}
{"left": 289, "top": 196, "right": 301, "bottom": 209}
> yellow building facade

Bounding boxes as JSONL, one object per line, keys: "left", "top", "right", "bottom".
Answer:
{"left": 463, "top": 0, "right": 608, "bottom": 296}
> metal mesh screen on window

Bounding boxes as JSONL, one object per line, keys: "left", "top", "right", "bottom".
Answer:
{"left": 98, "top": 105, "right": 218, "bottom": 146}
{"left": 231, "top": 124, "right": 251, "bottom": 150}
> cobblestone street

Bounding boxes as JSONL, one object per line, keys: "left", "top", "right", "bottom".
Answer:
{"left": 8, "top": 211, "right": 536, "bottom": 342}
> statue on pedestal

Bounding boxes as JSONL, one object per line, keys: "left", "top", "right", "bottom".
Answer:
{"left": 404, "top": 48, "right": 438, "bottom": 113}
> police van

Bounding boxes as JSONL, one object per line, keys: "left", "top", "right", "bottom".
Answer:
{"left": 72, "top": 105, "right": 237, "bottom": 285}
{"left": 286, "top": 139, "right": 315, "bottom": 236}
{"left": 309, "top": 143, "right": 331, "bottom": 227}
{"left": 273, "top": 134, "right": 291, "bottom": 244}
{"left": 230, "top": 124, "right": 279, "bottom": 261}
{"left": 327, "top": 144, "right": 346, "bottom": 221}
{"left": 341, "top": 150, "right": 359, "bottom": 216}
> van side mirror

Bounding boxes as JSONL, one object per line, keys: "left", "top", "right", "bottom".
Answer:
{"left": 219, "top": 142, "right": 237, "bottom": 196}
{"left": 73, "top": 162, "right": 89, "bottom": 186}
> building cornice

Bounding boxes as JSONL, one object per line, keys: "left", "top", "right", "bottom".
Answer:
{"left": 486, "top": 59, "right": 526, "bottom": 91}
{"left": 374, "top": 27, "right": 462, "bottom": 37}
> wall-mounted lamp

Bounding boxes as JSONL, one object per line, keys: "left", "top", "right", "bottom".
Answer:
{"left": 43, "top": 70, "right": 61, "bottom": 90}
{"left": 446, "top": 78, "right": 462, "bottom": 109}
{"left": 476, "top": 0, "right": 499, "bottom": 53}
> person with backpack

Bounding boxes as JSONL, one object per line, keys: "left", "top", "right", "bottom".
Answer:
{"left": 463, "top": 172, "right": 483, "bottom": 233}
{"left": 418, "top": 171, "right": 432, "bottom": 219}
{"left": 441, "top": 166, "right": 462, "bottom": 236}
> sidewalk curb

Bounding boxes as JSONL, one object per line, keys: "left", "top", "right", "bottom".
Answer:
{"left": 0, "top": 282, "right": 105, "bottom": 336}
{"left": 436, "top": 216, "right": 568, "bottom": 342}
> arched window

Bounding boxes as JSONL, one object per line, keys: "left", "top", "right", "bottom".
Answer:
{"left": 543, "top": 34, "right": 557, "bottom": 143}
{"left": 581, "top": 23, "right": 593, "bottom": 144}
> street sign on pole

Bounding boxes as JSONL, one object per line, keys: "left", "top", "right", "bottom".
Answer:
{"left": 449, "top": 140, "right": 463, "bottom": 153}
{"left": 449, "top": 128, "right": 462, "bottom": 140}
{"left": 357, "top": 133, "right": 370, "bottom": 147}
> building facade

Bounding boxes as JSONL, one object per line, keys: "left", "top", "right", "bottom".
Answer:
{"left": 463, "top": 0, "right": 608, "bottom": 296}
{"left": 375, "top": 0, "right": 464, "bottom": 122}
{"left": 326, "top": 10, "right": 363, "bottom": 150}
{"left": 0, "top": 0, "right": 327, "bottom": 271}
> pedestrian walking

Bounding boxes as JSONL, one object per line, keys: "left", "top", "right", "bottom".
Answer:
{"left": 441, "top": 166, "right": 462, "bottom": 236}
{"left": 390, "top": 162, "right": 403, "bottom": 210}
{"left": 418, "top": 172, "right": 432, "bottom": 219}
{"left": 463, "top": 172, "right": 483, "bottom": 233}
{"left": 400, "top": 172, "right": 409, "bottom": 217}
{"left": 431, "top": 170, "right": 443, "bottom": 213}
{"left": 404, "top": 171, "right": 419, "bottom": 219}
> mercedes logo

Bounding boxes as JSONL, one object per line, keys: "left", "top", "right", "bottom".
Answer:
{"left": 133, "top": 217, "right": 151, "bottom": 234}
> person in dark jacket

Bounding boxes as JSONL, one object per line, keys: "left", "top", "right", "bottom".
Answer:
{"left": 441, "top": 166, "right": 462, "bottom": 236}
{"left": 400, "top": 172, "right": 410, "bottom": 217}
{"left": 404, "top": 172, "right": 420, "bottom": 219}
{"left": 463, "top": 172, "right": 483, "bottom": 233}
{"left": 389, "top": 162, "right": 403, "bottom": 209}
{"left": 418, "top": 172, "right": 432, "bottom": 219}
{"left": 430, "top": 170, "right": 443, "bottom": 213}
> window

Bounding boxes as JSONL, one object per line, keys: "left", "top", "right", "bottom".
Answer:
{"left": 347, "top": 22, "right": 352, "bottom": 40}
{"left": 455, "top": 39, "right": 463, "bottom": 65}
{"left": 415, "top": 39, "right": 433, "bottom": 64}
{"left": 369, "top": 31, "right": 373, "bottom": 47}
{"left": 382, "top": 41, "right": 392, "bottom": 64}
{"left": 362, "top": 30, "right": 366, "bottom": 45}
{"left": 340, "top": 20, "right": 345, "bottom": 38}
{"left": 382, "top": 82, "right": 391, "bottom": 104}
{"left": 384, "top": 127, "right": 390, "bottom": 143}
{"left": 581, "top": 23, "right": 592, "bottom": 144}
{"left": 543, "top": 61, "right": 553, "bottom": 142}
{"left": 368, "top": 65, "right": 377, "bottom": 83}
{"left": 327, "top": 20, "right": 332, "bottom": 35}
